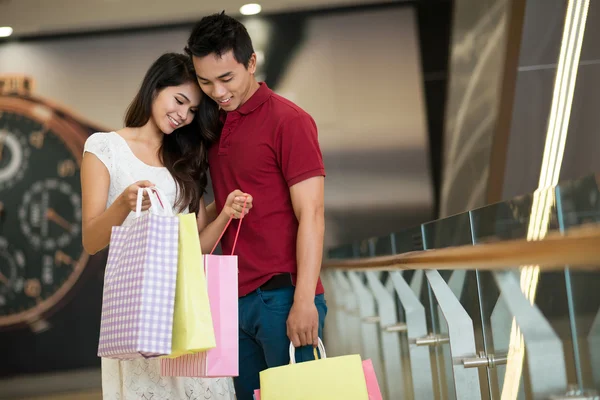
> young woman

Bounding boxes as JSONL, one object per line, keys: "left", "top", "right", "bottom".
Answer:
{"left": 81, "top": 53, "right": 250, "bottom": 399}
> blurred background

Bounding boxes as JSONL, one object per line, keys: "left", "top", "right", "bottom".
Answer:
{"left": 0, "top": 0, "right": 599, "bottom": 398}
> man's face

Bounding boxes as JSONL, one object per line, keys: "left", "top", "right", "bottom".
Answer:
{"left": 192, "top": 50, "right": 257, "bottom": 112}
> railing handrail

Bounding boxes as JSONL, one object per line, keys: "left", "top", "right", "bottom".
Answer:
{"left": 322, "top": 224, "right": 600, "bottom": 271}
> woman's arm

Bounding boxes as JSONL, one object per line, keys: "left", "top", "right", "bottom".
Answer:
{"left": 205, "top": 201, "right": 218, "bottom": 224}
{"left": 81, "top": 153, "right": 153, "bottom": 254}
{"left": 197, "top": 190, "right": 253, "bottom": 253}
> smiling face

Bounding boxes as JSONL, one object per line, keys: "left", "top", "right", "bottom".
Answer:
{"left": 151, "top": 82, "right": 201, "bottom": 134}
{"left": 192, "top": 50, "right": 257, "bottom": 112}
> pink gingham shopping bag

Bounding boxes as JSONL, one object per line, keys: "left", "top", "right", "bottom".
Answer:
{"left": 98, "top": 187, "right": 179, "bottom": 359}
{"left": 161, "top": 199, "right": 246, "bottom": 377}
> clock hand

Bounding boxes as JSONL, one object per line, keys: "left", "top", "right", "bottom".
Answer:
{"left": 55, "top": 250, "right": 73, "bottom": 266}
{"left": 45, "top": 208, "right": 73, "bottom": 232}
{"left": 0, "top": 271, "right": 8, "bottom": 285}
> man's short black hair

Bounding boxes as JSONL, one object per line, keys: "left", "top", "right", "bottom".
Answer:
{"left": 185, "top": 11, "right": 255, "bottom": 69}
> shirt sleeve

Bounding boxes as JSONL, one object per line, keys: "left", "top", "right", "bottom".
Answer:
{"left": 277, "top": 112, "right": 326, "bottom": 187}
{"left": 83, "top": 132, "right": 113, "bottom": 174}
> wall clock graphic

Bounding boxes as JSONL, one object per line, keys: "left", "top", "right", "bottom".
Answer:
{"left": 0, "top": 75, "right": 106, "bottom": 333}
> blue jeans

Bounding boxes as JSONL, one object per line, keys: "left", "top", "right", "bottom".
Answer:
{"left": 234, "top": 287, "right": 327, "bottom": 400}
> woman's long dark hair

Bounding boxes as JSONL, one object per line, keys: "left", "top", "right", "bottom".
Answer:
{"left": 124, "top": 53, "right": 221, "bottom": 214}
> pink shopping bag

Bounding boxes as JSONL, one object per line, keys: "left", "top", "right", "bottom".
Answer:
{"left": 362, "top": 359, "right": 383, "bottom": 400}
{"left": 161, "top": 203, "right": 246, "bottom": 377}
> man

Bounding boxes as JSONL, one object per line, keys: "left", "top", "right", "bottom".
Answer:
{"left": 185, "top": 11, "right": 327, "bottom": 400}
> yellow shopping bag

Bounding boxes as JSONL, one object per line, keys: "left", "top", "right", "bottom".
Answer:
{"left": 259, "top": 339, "right": 369, "bottom": 400}
{"left": 162, "top": 213, "right": 216, "bottom": 358}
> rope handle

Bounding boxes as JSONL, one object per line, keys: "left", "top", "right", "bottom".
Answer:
{"left": 288, "top": 338, "right": 327, "bottom": 364}
{"left": 209, "top": 197, "right": 248, "bottom": 255}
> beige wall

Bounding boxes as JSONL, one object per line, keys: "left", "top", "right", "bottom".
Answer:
{"left": 0, "top": 29, "right": 189, "bottom": 130}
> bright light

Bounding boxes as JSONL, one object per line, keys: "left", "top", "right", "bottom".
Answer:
{"left": 240, "top": 3, "right": 262, "bottom": 16}
{"left": 0, "top": 27, "right": 13, "bottom": 38}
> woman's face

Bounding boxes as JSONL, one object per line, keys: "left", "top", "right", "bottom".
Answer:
{"left": 151, "top": 82, "right": 201, "bottom": 134}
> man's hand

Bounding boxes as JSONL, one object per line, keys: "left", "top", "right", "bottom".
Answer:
{"left": 286, "top": 299, "right": 319, "bottom": 348}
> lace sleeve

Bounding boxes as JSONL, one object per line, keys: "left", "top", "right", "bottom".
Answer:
{"left": 84, "top": 132, "right": 113, "bottom": 174}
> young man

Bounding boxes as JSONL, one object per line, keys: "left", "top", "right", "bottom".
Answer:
{"left": 185, "top": 12, "right": 327, "bottom": 400}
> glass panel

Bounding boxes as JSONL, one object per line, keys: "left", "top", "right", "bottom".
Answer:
{"left": 422, "top": 212, "right": 472, "bottom": 249}
{"left": 470, "top": 193, "right": 539, "bottom": 398}
{"left": 469, "top": 193, "right": 534, "bottom": 243}
{"left": 421, "top": 214, "right": 475, "bottom": 399}
{"left": 327, "top": 243, "right": 356, "bottom": 259}
{"left": 393, "top": 225, "right": 425, "bottom": 254}
{"left": 486, "top": 267, "right": 575, "bottom": 398}
{"left": 556, "top": 173, "right": 600, "bottom": 227}
{"left": 470, "top": 184, "right": 579, "bottom": 398}
{"left": 556, "top": 173, "right": 600, "bottom": 393}
{"left": 374, "top": 234, "right": 394, "bottom": 256}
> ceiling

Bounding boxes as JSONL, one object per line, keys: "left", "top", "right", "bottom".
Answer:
{"left": 0, "top": 0, "right": 393, "bottom": 38}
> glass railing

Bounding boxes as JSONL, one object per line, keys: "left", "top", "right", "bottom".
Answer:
{"left": 323, "top": 173, "right": 600, "bottom": 400}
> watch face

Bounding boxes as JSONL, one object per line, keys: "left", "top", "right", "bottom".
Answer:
{"left": 0, "top": 103, "right": 88, "bottom": 328}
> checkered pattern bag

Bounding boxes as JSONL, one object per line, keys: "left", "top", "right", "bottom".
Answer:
{"left": 98, "top": 187, "right": 179, "bottom": 359}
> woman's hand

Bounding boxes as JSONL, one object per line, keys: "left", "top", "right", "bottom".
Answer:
{"left": 119, "top": 180, "right": 155, "bottom": 213}
{"left": 223, "top": 190, "right": 253, "bottom": 219}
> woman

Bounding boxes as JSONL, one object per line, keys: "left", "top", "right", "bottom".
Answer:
{"left": 81, "top": 53, "right": 250, "bottom": 399}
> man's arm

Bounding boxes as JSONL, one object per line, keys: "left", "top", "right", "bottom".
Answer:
{"left": 286, "top": 176, "right": 325, "bottom": 348}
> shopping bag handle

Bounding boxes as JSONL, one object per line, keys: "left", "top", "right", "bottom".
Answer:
{"left": 135, "top": 187, "right": 173, "bottom": 217}
{"left": 150, "top": 187, "right": 172, "bottom": 215}
{"left": 289, "top": 337, "right": 327, "bottom": 364}
{"left": 209, "top": 197, "right": 248, "bottom": 255}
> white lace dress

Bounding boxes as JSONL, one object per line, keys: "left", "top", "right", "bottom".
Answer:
{"left": 84, "top": 131, "right": 236, "bottom": 400}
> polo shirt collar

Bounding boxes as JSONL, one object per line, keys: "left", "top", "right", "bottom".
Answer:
{"left": 237, "top": 82, "right": 272, "bottom": 115}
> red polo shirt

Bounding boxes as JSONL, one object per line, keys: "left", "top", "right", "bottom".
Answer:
{"left": 208, "top": 82, "right": 326, "bottom": 297}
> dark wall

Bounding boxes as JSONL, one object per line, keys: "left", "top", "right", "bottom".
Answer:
{"left": 415, "top": 0, "right": 454, "bottom": 217}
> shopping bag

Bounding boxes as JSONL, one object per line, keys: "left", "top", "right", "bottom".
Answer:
{"left": 362, "top": 359, "right": 383, "bottom": 400}
{"left": 161, "top": 200, "right": 246, "bottom": 377}
{"left": 162, "top": 213, "right": 216, "bottom": 358}
{"left": 98, "top": 187, "right": 179, "bottom": 359}
{"left": 254, "top": 357, "right": 382, "bottom": 400}
{"left": 258, "top": 339, "right": 370, "bottom": 400}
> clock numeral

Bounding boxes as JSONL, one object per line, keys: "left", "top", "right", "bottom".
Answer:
{"left": 42, "top": 255, "right": 54, "bottom": 285}
{"left": 58, "top": 160, "right": 76, "bottom": 177}
{"left": 29, "top": 130, "right": 46, "bottom": 149}
{"left": 24, "top": 279, "right": 41, "bottom": 298}
{"left": 55, "top": 250, "right": 73, "bottom": 266}
{"left": 30, "top": 203, "right": 42, "bottom": 228}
